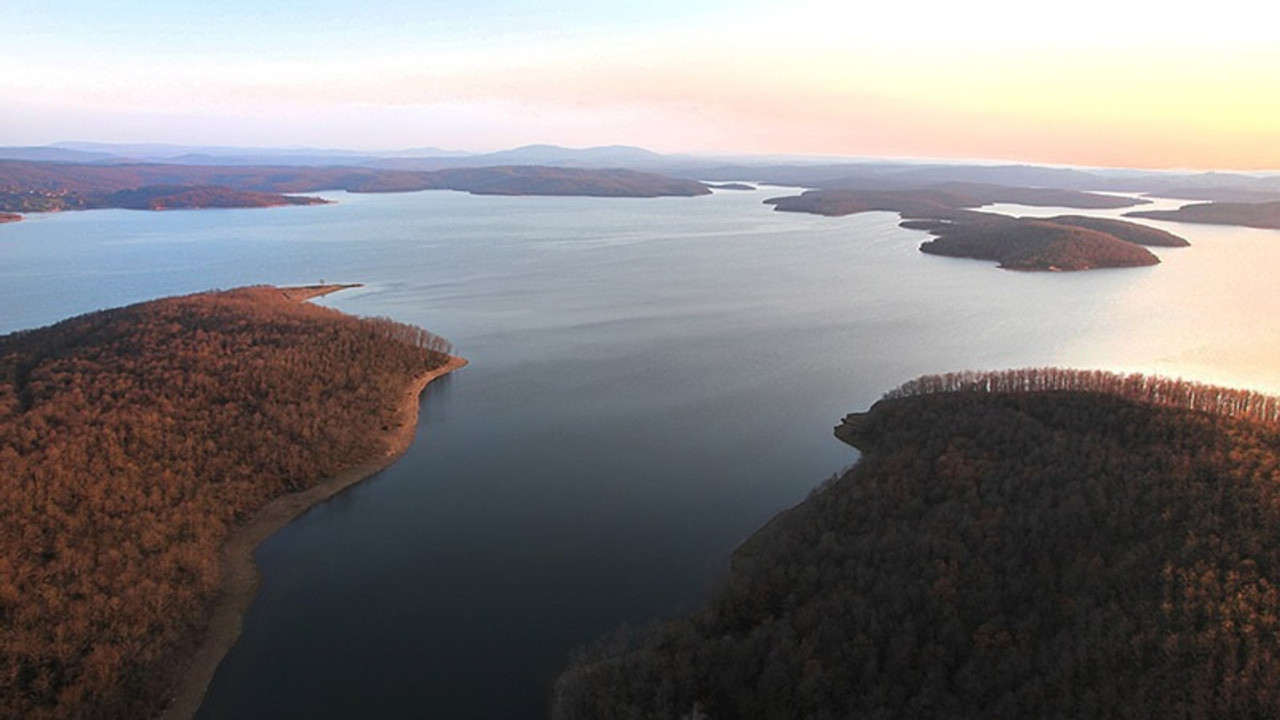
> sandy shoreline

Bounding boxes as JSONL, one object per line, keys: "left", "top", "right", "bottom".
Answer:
{"left": 158, "top": 353, "right": 468, "bottom": 720}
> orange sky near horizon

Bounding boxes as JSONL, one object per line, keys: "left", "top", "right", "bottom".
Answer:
{"left": 4, "top": 0, "right": 1277, "bottom": 170}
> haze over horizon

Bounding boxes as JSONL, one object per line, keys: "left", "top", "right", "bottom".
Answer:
{"left": 6, "top": 0, "right": 1277, "bottom": 171}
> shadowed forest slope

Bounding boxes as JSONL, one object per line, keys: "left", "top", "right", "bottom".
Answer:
{"left": 555, "top": 369, "right": 1280, "bottom": 719}
{"left": 0, "top": 287, "right": 453, "bottom": 720}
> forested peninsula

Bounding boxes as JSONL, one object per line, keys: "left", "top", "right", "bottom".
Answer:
{"left": 555, "top": 368, "right": 1280, "bottom": 719}
{"left": 0, "top": 160, "right": 711, "bottom": 220}
{"left": 0, "top": 286, "right": 462, "bottom": 720}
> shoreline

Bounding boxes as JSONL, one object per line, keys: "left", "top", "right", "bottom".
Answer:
{"left": 275, "top": 282, "right": 364, "bottom": 302}
{"left": 157, "top": 352, "right": 468, "bottom": 720}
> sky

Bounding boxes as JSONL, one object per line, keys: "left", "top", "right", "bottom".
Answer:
{"left": 4, "top": 0, "right": 1278, "bottom": 170}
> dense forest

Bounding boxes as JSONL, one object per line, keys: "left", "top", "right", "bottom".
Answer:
{"left": 555, "top": 368, "right": 1280, "bottom": 719}
{"left": 879, "top": 368, "right": 1280, "bottom": 424}
{"left": 0, "top": 287, "right": 454, "bottom": 720}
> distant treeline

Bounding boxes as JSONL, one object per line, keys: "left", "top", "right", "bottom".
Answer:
{"left": 555, "top": 369, "right": 1280, "bottom": 719}
{"left": 0, "top": 160, "right": 712, "bottom": 208}
{"left": 0, "top": 287, "right": 452, "bottom": 720}
{"left": 884, "top": 367, "right": 1280, "bottom": 424}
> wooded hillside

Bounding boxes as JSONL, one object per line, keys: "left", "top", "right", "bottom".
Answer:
{"left": 555, "top": 369, "right": 1280, "bottom": 719}
{"left": 0, "top": 287, "right": 453, "bottom": 720}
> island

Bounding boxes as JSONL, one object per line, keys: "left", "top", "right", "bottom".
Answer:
{"left": 1037, "top": 214, "right": 1190, "bottom": 247}
{"left": 763, "top": 186, "right": 1185, "bottom": 271}
{"left": 89, "top": 185, "right": 330, "bottom": 210}
{"left": 765, "top": 187, "right": 980, "bottom": 218}
{"left": 1126, "top": 200, "right": 1280, "bottom": 230}
{"left": 554, "top": 368, "right": 1280, "bottom": 719}
{"left": 0, "top": 184, "right": 327, "bottom": 213}
{"left": 0, "top": 286, "right": 463, "bottom": 720}
{"left": 764, "top": 184, "right": 1146, "bottom": 219}
{"left": 905, "top": 214, "right": 1164, "bottom": 270}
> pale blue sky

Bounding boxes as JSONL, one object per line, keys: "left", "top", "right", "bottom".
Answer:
{"left": 5, "top": 0, "right": 1277, "bottom": 168}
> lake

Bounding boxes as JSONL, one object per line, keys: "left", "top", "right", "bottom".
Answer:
{"left": 4, "top": 186, "right": 1280, "bottom": 719}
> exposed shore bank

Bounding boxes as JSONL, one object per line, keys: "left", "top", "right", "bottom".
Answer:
{"left": 156, "top": 349, "right": 467, "bottom": 720}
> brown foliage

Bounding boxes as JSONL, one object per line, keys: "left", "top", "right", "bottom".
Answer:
{"left": 0, "top": 287, "right": 451, "bottom": 720}
{"left": 883, "top": 367, "right": 1280, "bottom": 424}
{"left": 556, "top": 370, "right": 1280, "bottom": 719}
{"left": 911, "top": 216, "right": 1161, "bottom": 270}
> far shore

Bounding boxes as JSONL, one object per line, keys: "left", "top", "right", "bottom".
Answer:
{"left": 157, "top": 342, "right": 466, "bottom": 720}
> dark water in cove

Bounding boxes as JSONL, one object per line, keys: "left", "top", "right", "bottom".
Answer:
{"left": 4, "top": 187, "right": 1280, "bottom": 718}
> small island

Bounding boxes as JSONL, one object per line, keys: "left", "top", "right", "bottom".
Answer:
{"left": 905, "top": 214, "right": 1164, "bottom": 271}
{"left": 0, "top": 286, "right": 462, "bottom": 720}
{"left": 1126, "top": 200, "right": 1280, "bottom": 229}
{"left": 765, "top": 187, "right": 976, "bottom": 218}
{"left": 555, "top": 368, "right": 1280, "bottom": 719}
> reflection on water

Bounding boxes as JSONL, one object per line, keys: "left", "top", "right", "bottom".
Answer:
{"left": 4, "top": 187, "right": 1280, "bottom": 718}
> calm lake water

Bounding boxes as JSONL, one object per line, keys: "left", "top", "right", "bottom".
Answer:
{"left": 5, "top": 186, "right": 1280, "bottom": 719}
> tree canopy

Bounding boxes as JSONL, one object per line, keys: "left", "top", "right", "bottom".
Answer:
{"left": 555, "top": 369, "right": 1280, "bottom": 720}
{"left": 0, "top": 287, "right": 452, "bottom": 720}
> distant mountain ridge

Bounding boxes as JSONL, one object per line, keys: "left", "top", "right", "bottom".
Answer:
{"left": 3, "top": 142, "right": 673, "bottom": 171}
{"left": 4, "top": 143, "right": 1279, "bottom": 203}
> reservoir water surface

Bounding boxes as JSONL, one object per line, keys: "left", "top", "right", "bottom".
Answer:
{"left": 4, "top": 186, "right": 1280, "bottom": 719}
